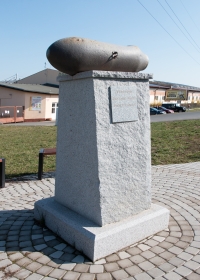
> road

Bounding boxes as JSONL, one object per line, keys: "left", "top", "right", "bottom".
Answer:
{"left": 150, "top": 110, "right": 200, "bottom": 122}
{"left": 1, "top": 121, "right": 56, "bottom": 126}
{"left": 1, "top": 111, "right": 200, "bottom": 126}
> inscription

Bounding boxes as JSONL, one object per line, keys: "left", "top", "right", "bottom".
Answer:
{"left": 110, "top": 85, "right": 138, "bottom": 123}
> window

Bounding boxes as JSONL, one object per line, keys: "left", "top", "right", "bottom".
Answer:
{"left": 52, "top": 103, "right": 58, "bottom": 114}
{"left": 155, "top": 96, "right": 158, "bottom": 100}
{"left": 162, "top": 96, "right": 165, "bottom": 100}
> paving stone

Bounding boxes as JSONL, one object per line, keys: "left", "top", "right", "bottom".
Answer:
{"left": 36, "top": 265, "right": 54, "bottom": 276}
{"left": 89, "top": 264, "right": 104, "bottom": 273}
{"left": 146, "top": 268, "right": 165, "bottom": 278}
{"left": 138, "top": 261, "right": 155, "bottom": 270}
{"left": 74, "top": 264, "right": 90, "bottom": 273}
{"left": 48, "top": 268, "right": 66, "bottom": 279}
{"left": 185, "top": 247, "right": 200, "bottom": 255}
{"left": 106, "top": 253, "right": 120, "bottom": 262}
{"left": 5, "top": 264, "right": 21, "bottom": 273}
{"left": 168, "top": 246, "right": 183, "bottom": 255}
{"left": 46, "top": 260, "right": 61, "bottom": 268}
{"left": 34, "top": 244, "right": 48, "bottom": 251}
{"left": 26, "top": 273, "right": 44, "bottom": 280}
{"left": 178, "top": 252, "right": 193, "bottom": 261}
{"left": 158, "top": 262, "right": 175, "bottom": 272}
{"left": 104, "top": 262, "right": 119, "bottom": 272}
{"left": 94, "top": 259, "right": 106, "bottom": 265}
{"left": 79, "top": 272, "right": 95, "bottom": 280}
{"left": 176, "top": 240, "right": 189, "bottom": 249}
{"left": 71, "top": 255, "right": 85, "bottom": 263}
{"left": 168, "top": 256, "right": 185, "bottom": 267}
{"left": 152, "top": 236, "right": 165, "bottom": 242}
{"left": 19, "top": 241, "right": 33, "bottom": 247}
{"left": 144, "top": 239, "right": 159, "bottom": 247}
{"left": 63, "top": 271, "right": 81, "bottom": 280}
{"left": 63, "top": 245, "right": 75, "bottom": 253}
{"left": 134, "top": 272, "right": 153, "bottom": 280}
{"left": 16, "top": 257, "right": 32, "bottom": 266}
{"left": 140, "top": 250, "right": 155, "bottom": 259}
{"left": 192, "top": 254, "right": 200, "bottom": 263}
{"left": 158, "top": 241, "right": 173, "bottom": 249}
{"left": 181, "top": 236, "right": 193, "bottom": 242}
{"left": 149, "top": 246, "right": 165, "bottom": 254}
{"left": 25, "top": 261, "right": 42, "bottom": 272}
{"left": 174, "top": 265, "right": 192, "bottom": 276}
{"left": 60, "top": 262, "right": 76, "bottom": 270}
{"left": 14, "top": 268, "right": 32, "bottom": 279}
{"left": 44, "top": 236, "right": 56, "bottom": 242}
{"left": 159, "top": 251, "right": 175, "bottom": 260}
{"left": 138, "top": 244, "right": 151, "bottom": 251}
{"left": 53, "top": 243, "right": 66, "bottom": 250}
{"left": 96, "top": 273, "right": 112, "bottom": 280}
{"left": 27, "top": 252, "right": 43, "bottom": 260}
{"left": 170, "top": 232, "right": 182, "bottom": 238}
{"left": 49, "top": 250, "right": 64, "bottom": 259}
{"left": 165, "top": 236, "right": 179, "bottom": 243}
{"left": 6, "top": 241, "right": 20, "bottom": 248}
{"left": 126, "top": 247, "right": 142, "bottom": 256}
{"left": 0, "top": 252, "right": 7, "bottom": 260}
{"left": 112, "top": 269, "right": 129, "bottom": 280}
{"left": 125, "top": 265, "right": 143, "bottom": 276}
{"left": 164, "top": 271, "right": 183, "bottom": 279}
{"left": 184, "top": 260, "right": 200, "bottom": 270}
{"left": 42, "top": 247, "right": 56, "bottom": 256}
{"left": 117, "top": 259, "right": 133, "bottom": 268}
{"left": 130, "top": 255, "right": 146, "bottom": 264}
{"left": 186, "top": 272, "right": 200, "bottom": 280}
{"left": 118, "top": 251, "right": 131, "bottom": 259}
{"left": 149, "top": 256, "right": 165, "bottom": 266}
{"left": 0, "top": 258, "right": 12, "bottom": 268}
{"left": 36, "top": 255, "right": 51, "bottom": 264}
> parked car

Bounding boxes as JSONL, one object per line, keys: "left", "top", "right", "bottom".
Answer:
{"left": 150, "top": 108, "right": 166, "bottom": 115}
{"left": 162, "top": 103, "right": 186, "bottom": 112}
{"left": 154, "top": 106, "right": 174, "bottom": 113}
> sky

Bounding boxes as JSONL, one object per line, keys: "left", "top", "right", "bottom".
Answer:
{"left": 1, "top": 0, "right": 200, "bottom": 87}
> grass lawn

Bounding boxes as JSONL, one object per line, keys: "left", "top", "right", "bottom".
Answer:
{"left": 0, "top": 126, "right": 57, "bottom": 178}
{"left": 1, "top": 119, "right": 200, "bottom": 178}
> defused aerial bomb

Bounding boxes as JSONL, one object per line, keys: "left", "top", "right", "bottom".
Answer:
{"left": 46, "top": 37, "right": 149, "bottom": 76}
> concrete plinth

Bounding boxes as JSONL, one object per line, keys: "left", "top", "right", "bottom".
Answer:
{"left": 34, "top": 70, "right": 169, "bottom": 261}
{"left": 35, "top": 198, "right": 169, "bottom": 261}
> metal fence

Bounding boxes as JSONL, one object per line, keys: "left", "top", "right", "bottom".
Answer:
{"left": 0, "top": 106, "right": 24, "bottom": 123}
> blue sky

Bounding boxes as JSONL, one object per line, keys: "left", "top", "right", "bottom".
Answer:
{"left": 1, "top": 0, "right": 200, "bottom": 87}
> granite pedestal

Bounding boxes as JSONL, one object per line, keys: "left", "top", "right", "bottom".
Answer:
{"left": 34, "top": 71, "right": 169, "bottom": 261}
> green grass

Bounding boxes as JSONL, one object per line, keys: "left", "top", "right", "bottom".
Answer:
{"left": 1, "top": 120, "right": 200, "bottom": 178}
{"left": 151, "top": 120, "right": 200, "bottom": 165}
{"left": 0, "top": 126, "right": 57, "bottom": 178}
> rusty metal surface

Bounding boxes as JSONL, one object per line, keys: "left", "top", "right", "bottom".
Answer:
{"left": 46, "top": 37, "right": 149, "bottom": 76}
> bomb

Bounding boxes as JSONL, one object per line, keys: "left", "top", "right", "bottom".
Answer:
{"left": 46, "top": 37, "right": 149, "bottom": 76}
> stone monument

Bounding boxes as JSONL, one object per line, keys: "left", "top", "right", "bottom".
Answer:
{"left": 34, "top": 37, "right": 169, "bottom": 261}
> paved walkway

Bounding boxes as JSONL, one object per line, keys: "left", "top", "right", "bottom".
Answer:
{"left": 0, "top": 162, "right": 200, "bottom": 280}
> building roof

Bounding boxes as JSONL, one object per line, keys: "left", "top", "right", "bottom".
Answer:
{"left": 0, "top": 83, "right": 59, "bottom": 95}
{"left": 151, "top": 80, "right": 200, "bottom": 91}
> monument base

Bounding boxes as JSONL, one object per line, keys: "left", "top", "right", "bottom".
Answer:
{"left": 34, "top": 198, "right": 169, "bottom": 261}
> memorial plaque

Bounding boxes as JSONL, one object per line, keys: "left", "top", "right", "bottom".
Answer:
{"left": 110, "top": 85, "right": 138, "bottom": 123}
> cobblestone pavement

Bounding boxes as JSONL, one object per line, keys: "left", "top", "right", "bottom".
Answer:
{"left": 0, "top": 163, "right": 200, "bottom": 280}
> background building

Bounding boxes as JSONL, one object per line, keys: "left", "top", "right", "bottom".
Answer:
{"left": 0, "top": 69, "right": 59, "bottom": 123}
{"left": 150, "top": 80, "right": 200, "bottom": 106}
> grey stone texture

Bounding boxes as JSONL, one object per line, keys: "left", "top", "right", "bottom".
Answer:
{"left": 35, "top": 70, "right": 169, "bottom": 261}
{"left": 34, "top": 198, "right": 169, "bottom": 261}
{"left": 1, "top": 161, "right": 200, "bottom": 279}
{"left": 55, "top": 70, "right": 153, "bottom": 226}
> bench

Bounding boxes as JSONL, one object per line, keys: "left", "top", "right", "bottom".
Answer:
{"left": 38, "top": 148, "right": 56, "bottom": 180}
{"left": 0, "top": 158, "right": 5, "bottom": 188}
